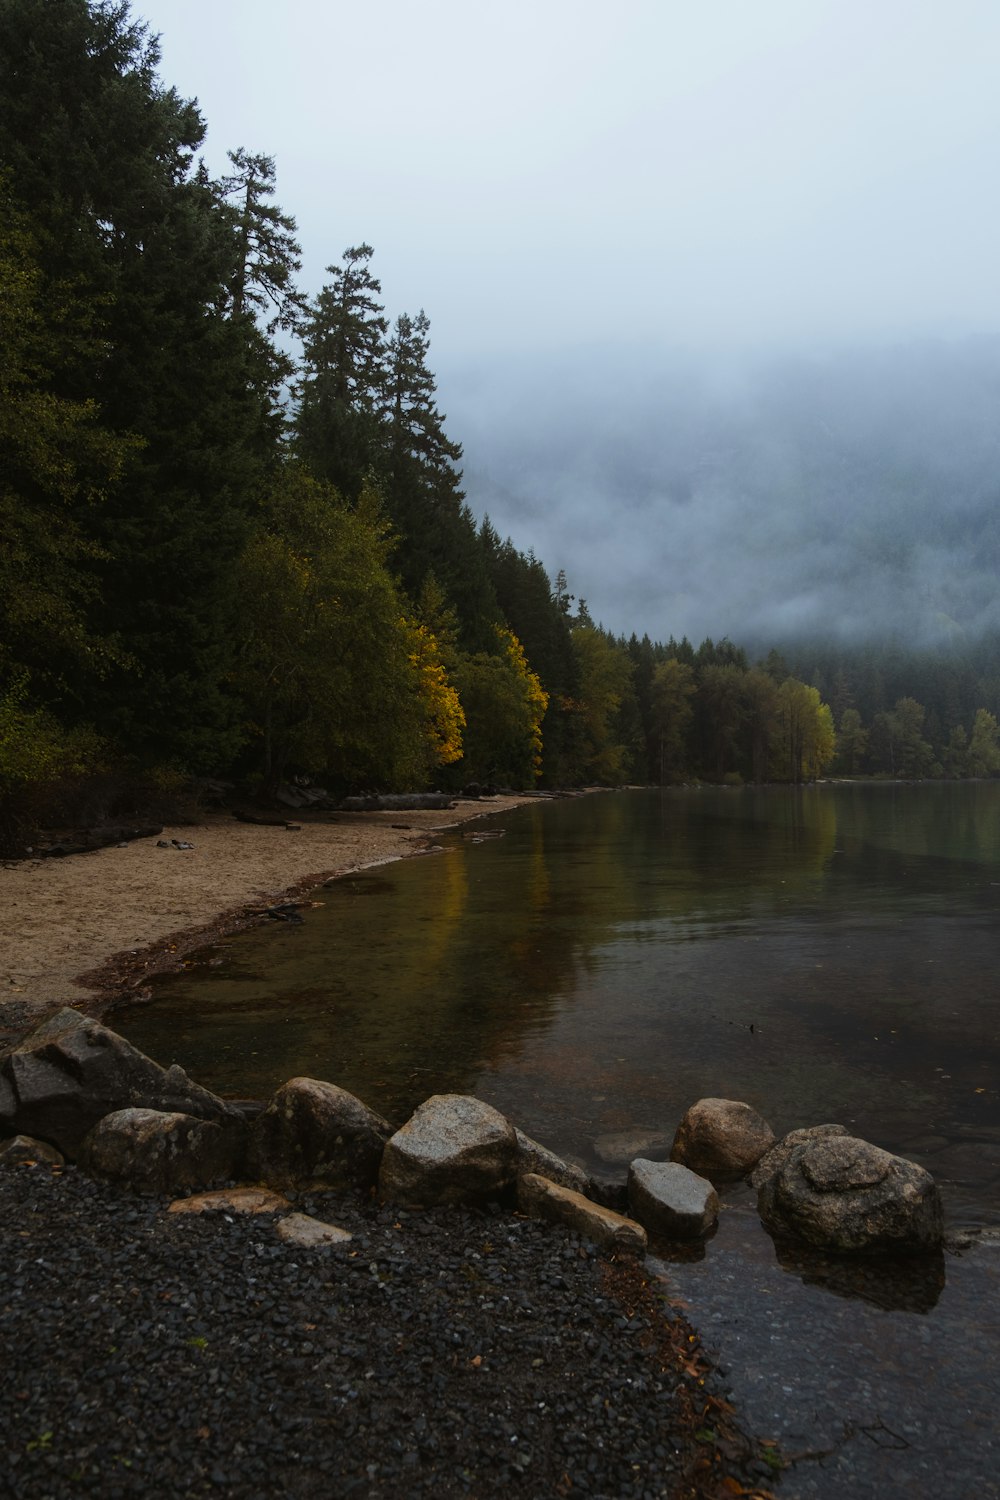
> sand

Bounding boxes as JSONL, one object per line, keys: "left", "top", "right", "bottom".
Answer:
{"left": 0, "top": 797, "right": 533, "bottom": 1033}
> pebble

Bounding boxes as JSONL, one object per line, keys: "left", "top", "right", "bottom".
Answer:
{"left": 0, "top": 1164, "right": 764, "bottom": 1499}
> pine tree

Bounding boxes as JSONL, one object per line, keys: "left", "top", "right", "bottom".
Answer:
{"left": 0, "top": 0, "right": 276, "bottom": 765}
{"left": 294, "top": 244, "right": 388, "bottom": 499}
{"left": 380, "top": 311, "right": 499, "bottom": 648}
{"left": 216, "top": 148, "right": 303, "bottom": 332}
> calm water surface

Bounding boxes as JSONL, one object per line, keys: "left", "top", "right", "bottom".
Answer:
{"left": 116, "top": 784, "right": 1000, "bottom": 1229}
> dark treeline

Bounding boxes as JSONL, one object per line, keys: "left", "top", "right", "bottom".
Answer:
{"left": 1, "top": 2, "right": 997, "bottom": 855}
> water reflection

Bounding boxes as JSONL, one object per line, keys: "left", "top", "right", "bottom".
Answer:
{"left": 115, "top": 784, "right": 1000, "bottom": 1229}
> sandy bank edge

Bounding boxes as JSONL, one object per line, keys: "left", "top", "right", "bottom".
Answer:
{"left": 0, "top": 795, "right": 539, "bottom": 1043}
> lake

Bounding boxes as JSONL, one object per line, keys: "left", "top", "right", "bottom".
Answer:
{"left": 116, "top": 782, "right": 1000, "bottom": 1231}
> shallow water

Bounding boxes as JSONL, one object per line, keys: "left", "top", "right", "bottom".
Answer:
{"left": 116, "top": 784, "right": 1000, "bottom": 1229}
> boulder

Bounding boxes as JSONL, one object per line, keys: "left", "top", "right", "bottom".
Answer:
{"left": 0, "top": 1134, "right": 65, "bottom": 1168}
{"left": 0, "top": 1008, "right": 241, "bottom": 1159}
{"left": 518, "top": 1173, "right": 647, "bottom": 1254}
{"left": 749, "top": 1123, "right": 849, "bottom": 1189}
{"left": 670, "top": 1097, "right": 775, "bottom": 1180}
{"left": 756, "top": 1133, "right": 943, "bottom": 1255}
{"left": 627, "top": 1159, "right": 719, "bottom": 1240}
{"left": 514, "top": 1128, "right": 590, "bottom": 1194}
{"left": 81, "top": 1108, "right": 245, "bottom": 1195}
{"left": 379, "top": 1094, "right": 517, "bottom": 1206}
{"left": 249, "top": 1077, "right": 391, "bottom": 1189}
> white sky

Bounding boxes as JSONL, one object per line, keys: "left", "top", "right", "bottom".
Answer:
{"left": 140, "top": 0, "right": 1000, "bottom": 357}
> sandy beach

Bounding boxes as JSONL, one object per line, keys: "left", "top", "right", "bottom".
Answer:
{"left": 0, "top": 796, "right": 533, "bottom": 1035}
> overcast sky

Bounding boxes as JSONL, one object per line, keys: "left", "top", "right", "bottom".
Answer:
{"left": 137, "top": 0, "right": 1000, "bottom": 643}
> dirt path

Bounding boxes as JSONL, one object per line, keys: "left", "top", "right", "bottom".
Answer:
{"left": 0, "top": 797, "right": 533, "bottom": 1036}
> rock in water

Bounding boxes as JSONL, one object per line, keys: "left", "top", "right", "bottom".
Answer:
{"left": 670, "top": 1097, "right": 775, "bottom": 1179}
{"left": 593, "top": 1129, "right": 672, "bottom": 1166}
{"left": 379, "top": 1094, "right": 517, "bottom": 1206}
{"left": 0, "top": 1008, "right": 241, "bottom": 1159}
{"left": 756, "top": 1133, "right": 943, "bottom": 1255}
{"left": 81, "top": 1108, "right": 245, "bottom": 1194}
{"left": 249, "top": 1077, "right": 391, "bottom": 1189}
{"left": 627, "top": 1159, "right": 719, "bottom": 1240}
{"left": 749, "top": 1123, "right": 849, "bottom": 1189}
{"left": 514, "top": 1127, "right": 590, "bottom": 1194}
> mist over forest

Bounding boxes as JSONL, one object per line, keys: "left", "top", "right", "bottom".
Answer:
{"left": 6, "top": 0, "right": 1000, "bottom": 852}
{"left": 449, "top": 337, "right": 1000, "bottom": 651}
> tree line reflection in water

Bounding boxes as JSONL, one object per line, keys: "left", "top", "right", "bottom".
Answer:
{"left": 117, "top": 785, "right": 1000, "bottom": 1228}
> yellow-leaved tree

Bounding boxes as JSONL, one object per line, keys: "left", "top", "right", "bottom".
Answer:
{"left": 404, "top": 619, "right": 465, "bottom": 774}
{"left": 454, "top": 626, "right": 548, "bottom": 786}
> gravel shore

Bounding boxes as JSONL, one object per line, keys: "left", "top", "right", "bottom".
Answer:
{"left": 0, "top": 1163, "right": 777, "bottom": 1500}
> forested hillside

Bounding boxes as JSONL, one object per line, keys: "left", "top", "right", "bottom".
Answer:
{"left": 2, "top": 1, "right": 998, "bottom": 856}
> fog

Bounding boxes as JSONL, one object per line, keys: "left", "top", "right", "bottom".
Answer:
{"left": 446, "top": 339, "right": 1000, "bottom": 645}
{"left": 136, "top": 0, "right": 1000, "bottom": 647}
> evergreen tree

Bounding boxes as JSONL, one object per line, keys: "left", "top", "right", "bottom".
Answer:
{"left": 380, "top": 311, "right": 499, "bottom": 648}
{"left": 295, "top": 244, "right": 388, "bottom": 498}
{"left": 836, "top": 707, "right": 869, "bottom": 775}
{"left": 0, "top": 0, "right": 275, "bottom": 765}
{"left": 650, "top": 658, "right": 696, "bottom": 783}
{"left": 217, "top": 148, "right": 303, "bottom": 332}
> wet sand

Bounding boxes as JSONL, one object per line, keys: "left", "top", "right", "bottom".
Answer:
{"left": 0, "top": 797, "right": 533, "bottom": 1036}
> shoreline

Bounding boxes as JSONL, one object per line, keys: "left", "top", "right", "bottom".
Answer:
{"left": 0, "top": 795, "right": 537, "bottom": 1045}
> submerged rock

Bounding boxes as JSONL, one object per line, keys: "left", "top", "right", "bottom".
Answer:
{"left": 250, "top": 1077, "right": 391, "bottom": 1189}
{"left": 514, "top": 1127, "right": 590, "bottom": 1194}
{"left": 756, "top": 1133, "right": 944, "bottom": 1255}
{"left": 670, "top": 1098, "right": 775, "bottom": 1180}
{"left": 593, "top": 1129, "right": 672, "bottom": 1166}
{"left": 0, "top": 1008, "right": 241, "bottom": 1159}
{"left": 379, "top": 1094, "right": 517, "bottom": 1206}
{"left": 627, "top": 1159, "right": 719, "bottom": 1240}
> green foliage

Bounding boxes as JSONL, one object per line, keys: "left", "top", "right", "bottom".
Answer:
{"left": 835, "top": 706, "right": 869, "bottom": 775}
{"left": 0, "top": 203, "right": 136, "bottom": 694}
{"left": 233, "top": 470, "right": 435, "bottom": 792}
{"left": 294, "top": 244, "right": 388, "bottom": 499}
{"left": 568, "top": 625, "right": 636, "bottom": 784}
{"left": 869, "top": 697, "right": 935, "bottom": 778}
{"left": 771, "top": 679, "right": 835, "bottom": 782}
{"left": 968, "top": 708, "right": 1000, "bottom": 778}
{"left": 453, "top": 628, "right": 548, "bottom": 787}
{"left": 650, "top": 658, "right": 696, "bottom": 783}
{"left": 0, "top": 673, "right": 103, "bottom": 854}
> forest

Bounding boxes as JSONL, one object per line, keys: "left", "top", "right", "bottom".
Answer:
{"left": 2, "top": 0, "right": 999, "bottom": 855}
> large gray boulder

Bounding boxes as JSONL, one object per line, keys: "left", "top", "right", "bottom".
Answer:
{"left": 756, "top": 1133, "right": 943, "bottom": 1255}
{"left": 379, "top": 1094, "right": 517, "bottom": 1206}
{"left": 0, "top": 1008, "right": 241, "bottom": 1159}
{"left": 627, "top": 1159, "right": 719, "bottom": 1240}
{"left": 670, "top": 1097, "right": 775, "bottom": 1180}
{"left": 81, "top": 1108, "right": 245, "bottom": 1195}
{"left": 249, "top": 1077, "right": 391, "bottom": 1189}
